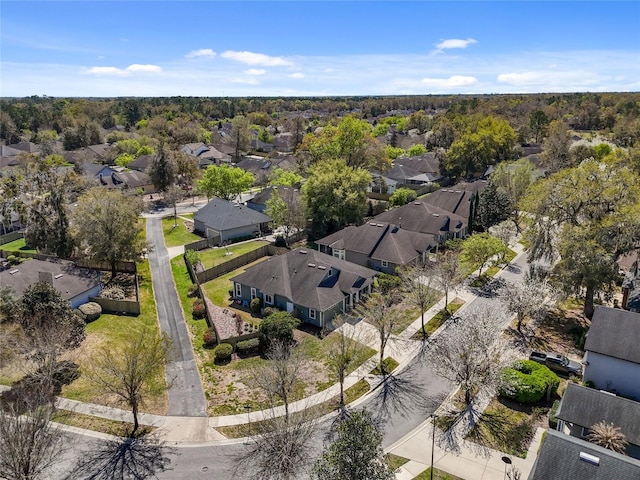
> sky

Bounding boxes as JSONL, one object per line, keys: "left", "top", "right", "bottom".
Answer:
{"left": 1, "top": 1, "right": 639, "bottom": 97}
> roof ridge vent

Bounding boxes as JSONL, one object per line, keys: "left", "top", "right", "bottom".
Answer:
{"left": 579, "top": 452, "right": 600, "bottom": 466}
{"left": 317, "top": 265, "right": 326, "bottom": 270}
{"left": 9, "top": 269, "right": 19, "bottom": 274}
{"left": 308, "top": 263, "right": 316, "bottom": 267}
{"left": 299, "top": 250, "right": 308, "bottom": 254}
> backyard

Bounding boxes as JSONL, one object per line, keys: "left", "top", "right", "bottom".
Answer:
{"left": 197, "top": 240, "right": 269, "bottom": 269}
{"left": 0, "top": 236, "right": 36, "bottom": 254}
{"left": 162, "top": 214, "right": 201, "bottom": 248}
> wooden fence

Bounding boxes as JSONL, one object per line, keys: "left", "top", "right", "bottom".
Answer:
{"left": 0, "top": 231, "right": 24, "bottom": 246}
{"left": 89, "top": 297, "right": 141, "bottom": 315}
{"left": 194, "top": 244, "right": 288, "bottom": 284}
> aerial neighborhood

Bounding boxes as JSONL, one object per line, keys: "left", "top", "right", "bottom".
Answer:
{"left": 1, "top": 90, "right": 640, "bottom": 480}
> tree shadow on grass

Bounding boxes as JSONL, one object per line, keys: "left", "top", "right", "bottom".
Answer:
{"left": 64, "top": 434, "right": 175, "bottom": 480}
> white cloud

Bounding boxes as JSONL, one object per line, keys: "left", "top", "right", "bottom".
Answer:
{"left": 497, "top": 70, "right": 604, "bottom": 86}
{"left": 435, "top": 38, "right": 477, "bottom": 51}
{"left": 185, "top": 49, "right": 217, "bottom": 59}
{"left": 228, "top": 77, "right": 260, "bottom": 85}
{"left": 421, "top": 75, "right": 478, "bottom": 88}
{"left": 126, "top": 64, "right": 162, "bottom": 73}
{"left": 288, "top": 72, "right": 304, "bottom": 79}
{"left": 84, "top": 64, "right": 162, "bottom": 76}
{"left": 244, "top": 68, "right": 266, "bottom": 75}
{"left": 221, "top": 50, "right": 292, "bottom": 66}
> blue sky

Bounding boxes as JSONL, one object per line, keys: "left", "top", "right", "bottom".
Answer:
{"left": 1, "top": 1, "right": 639, "bottom": 97}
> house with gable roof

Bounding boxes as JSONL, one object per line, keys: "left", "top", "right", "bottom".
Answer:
{"left": 316, "top": 221, "right": 436, "bottom": 274}
{"left": 194, "top": 198, "right": 271, "bottom": 245}
{"left": 582, "top": 306, "right": 640, "bottom": 400}
{"left": 230, "top": 248, "right": 378, "bottom": 327}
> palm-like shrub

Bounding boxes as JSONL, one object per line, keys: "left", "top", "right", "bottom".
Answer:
{"left": 587, "top": 421, "right": 628, "bottom": 454}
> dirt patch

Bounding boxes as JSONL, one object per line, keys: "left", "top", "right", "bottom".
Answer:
{"left": 529, "top": 308, "right": 589, "bottom": 359}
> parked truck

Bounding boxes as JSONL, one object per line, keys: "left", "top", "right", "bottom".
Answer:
{"left": 529, "top": 351, "right": 583, "bottom": 375}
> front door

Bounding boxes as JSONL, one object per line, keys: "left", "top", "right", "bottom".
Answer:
{"left": 286, "top": 302, "right": 294, "bottom": 313}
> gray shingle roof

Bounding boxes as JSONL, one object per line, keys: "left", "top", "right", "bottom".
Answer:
{"left": 194, "top": 198, "right": 271, "bottom": 232}
{"left": 421, "top": 180, "right": 487, "bottom": 219}
{"left": 529, "top": 429, "right": 640, "bottom": 480}
{"left": 557, "top": 383, "right": 640, "bottom": 446}
{"left": 230, "top": 248, "right": 377, "bottom": 311}
{"left": 373, "top": 202, "right": 465, "bottom": 237}
{"left": 585, "top": 306, "right": 640, "bottom": 364}
{"left": 317, "top": 222, "right": 435, "bottom": 266}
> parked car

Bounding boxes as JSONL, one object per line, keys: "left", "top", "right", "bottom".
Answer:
{"left": 529, "top": 351, "right": 583, "bottom": 375}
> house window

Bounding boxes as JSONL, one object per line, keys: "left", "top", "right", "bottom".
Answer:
{"left": 234, "top": 283, "right": 242, "bottom": 297}
{"left": 309, "top": 308, "right": 316, "bottom": 320}
{"left": 381, "top": 260, "right": 389, "bottom": 268}
{"left": 333, "top": 249, "right": 345, "bottom": 260}
{"left": 264, "top": 294, "right": 274, "bottom": 305}
{"left": 250, "top": 288, "right": 256, "bottom": 300}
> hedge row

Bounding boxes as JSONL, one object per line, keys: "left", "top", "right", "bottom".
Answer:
{"left": 500, "top": 360, "right": 560, "bottom": 404}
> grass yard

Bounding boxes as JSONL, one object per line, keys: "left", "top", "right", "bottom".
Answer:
{"left": 385, "top": 453, "right": 410, "bottom": 470}
{"left": 344, "top": 378, "right": 370, "bottom": 404}
{"left": 466, "top": 397, "right": 546, "bottom": 458}
{"left": 392, "top": 304, "right": 427, "bottom": 335}
{"left": 0, "top": 237, "right": 36, "bottom": 253}
{"left": 60, "top": 260, "right": 169, "bottom": 415}
{"left": 198, "top": 240, "right": 269, "bottom": 269}
{"left": 52, "top": 410, "right": 155, "bottom": 437}
{"left": 413, "top": 468, "right": 464, "bottom": 480}
{"left": 370, "top": 357, "right": 399, "bottom": 375}
{"left": 161, "top": 216, "right": 201, "bottom": 248}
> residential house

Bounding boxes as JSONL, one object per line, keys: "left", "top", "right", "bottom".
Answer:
{"left": 9, "top": 141, "right": 40, "bottom": 155}
{"left": 127, "top": 154, "right": 154, "bottom": 172}
{"left": 193, "top": 198, "right": 271, "bottom": 245}
{"left": 317, "top": 221, "right": 436, "bottom": 274}
{"left": 583, "top": 306, "right": 640, "bottom": 400}
{"left": 555, "top": 382, "right": 640, "bottom": 459}
{"left": 82, "top": 162, "right": 117, "bottom": 182}
{"left": 82, "top": 144, "right": 112, "bottom": 163}
{"left": 246, "top": 186, "right": 301, "bottom": 214}
{"left": 181, "top": 142, "right": 231, "bottom": 168}
{"left": 368, "top": 174, "right": 397, "bottom": 195}
{"left": 234, "top": 154, "right": 298, "bottom": 186}
{"left": 230, "top": 248, "right": 378, "bottom": 327}
{"left": 96, "top": 170, "right": 155, "bottom": 194}
{"left": 0, "top": 258, "right": 101, "bottom": 308}
{"left": 373, "top": 201, "right": 467, "bottom": 243}
{"left": 528, "top": 429, "right": 640, "bottom": 480}
{"left": 620, "top": 252, "right": 640, "bottom": 311}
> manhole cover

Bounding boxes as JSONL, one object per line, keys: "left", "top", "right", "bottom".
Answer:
{"left": 202, "top": 466, "right": 209, "bottom": 472}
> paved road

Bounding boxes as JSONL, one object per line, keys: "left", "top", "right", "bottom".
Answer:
{"left": 51, "top": 250, "right": 530, "bottom": 479}
{"left": 147, "top": 217, "right": 207, "bottom": 417}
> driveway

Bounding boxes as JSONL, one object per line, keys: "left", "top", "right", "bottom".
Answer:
{"left": 147, "top": 217, "right": 207, "bottom": 417}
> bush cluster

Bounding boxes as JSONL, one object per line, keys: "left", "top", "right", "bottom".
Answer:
{"left": 500, "top": 360, "right": 560, "bottom": 403}
{"left": 250, "top": 297, "right": 262, "bottom": 315}
{"left": 236, "top": 338, "right": 260, "bottom": 355}
{"left": 187, "top": 284, "right": 200, "bottom": 298}
{"left": 263, "top": 306, "right": 279, "bottom": 318}
{"left": 214, "top": 343, "right": 233, "bottom": 363}
{"left": 192, "top": 299, "right": 206, "bottom": 319}
{"left": 101, "top": 285, "right": 126, "bottom": 300}
{"left": 77, "top": 302, "right": 102, "bottom": 323}
{"left": 203, "top": 327, "right": 217, "bottom": 348}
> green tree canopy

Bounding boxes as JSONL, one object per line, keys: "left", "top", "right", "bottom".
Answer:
{"left": 389, "top": 187, "right": 417, "bottom": 207}
{"left": 302, "top": 159, "right": 371, "bottom": 236}
{"left": 259, "top": 311, "right": 300, "bottom": 346}
{"left": 269, "top": 167, "right": 303, "bottom": 187}
{"left": 197, "top": 164, "right": 254, "bottom": 201}
{"left": 460, "top": 233, "right": 508, "bottom": 275}
{"left": 489, "top": 158, "right": 536, "bottom": 230}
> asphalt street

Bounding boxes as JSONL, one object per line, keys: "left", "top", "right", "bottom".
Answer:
{"left": 147, "top": 216, "right": 208, "bottom": 417}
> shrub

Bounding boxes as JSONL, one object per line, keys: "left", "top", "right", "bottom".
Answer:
{"left": 250, "top": 297, "right": 263, "bottom": 315}
{"left": 236, "top": 338, "right": 260, "bottom": 355}
{"left": 101, "top": 285, "right": 126, "bottom": 300}
{"left": 500, "top": 360, "right": 560, "bottom": 403}
{"left": 192, "top": 299, "right": 206, "bottom": 319}
{"left": 274, "top": 236, "right": 287, "bottom": 248}
{"left": 214, "top": 343, "right": 233, "bottom": 363}
{"left": 185, "top": 250, "right": 200, "bottom": 267}
{"left": 78, "top": 302, "right": 102, "bottom": 323}
{"left": 203, "top": 327, "right": 217, "bottom": 348}
{"left": 7, "top": 255, "right": 19, "bottom": 266}
{"left": 375, "top": 273, "right": 401, "bottom": 295}
{"left": 187, "top": 284, "right": 200, "bottom": 298}
{"left": 548, "top": 399, "right": 561, "bottom": 429}
{"left": 389, "top": 187, "right": 417, "bottom": 207}
{"left": 259, "top": 311, "right": 300, "bottom": 346}
{"left": 263, "top": 306, "right": 279, "bottom": 318}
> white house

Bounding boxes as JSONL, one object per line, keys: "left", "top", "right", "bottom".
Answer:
{"left": 583, "top": 306, "right": 640, "bottom": 400}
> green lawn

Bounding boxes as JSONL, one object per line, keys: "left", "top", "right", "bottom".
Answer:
{"left": 161, "top": 216, "right": 201, "bottom": 248}
{"left": 0, "top": 237, "right": 36, "bottom": 253}
{"left": 198, "top": 240, "right": 269, "bottom": 269}
{"left": 370, "top": 357, "right": 399, "bottom": 375}
{"left": 413, "top": 468, "right": 464, "bottom": 480}
{"left": 60, "top": 260, "right": 169, "bottom": 415}
{"left": 385, "top": 453, "right": 410, "bottom": 470}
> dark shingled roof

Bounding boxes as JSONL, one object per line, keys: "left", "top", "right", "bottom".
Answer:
{"left": 421, "top": 180, "right": 487, "bottom": 219}
{"left": 230, "top": 248, "right": 377, "bottom": 311}
{"left": 0, "top": 258, "right": 100, "bottom": 302}
{"left": 585, "top": 306, "right": 640, "bottom": 364}
{"left": 529, "top": 429, "right": 640, "bottom": 480}
{"left": 373, "top": 202, "right": 465, "bottom": 237}
{"left": 194, "top": 198, "right": 271, "bottom": 232}
{"left": 248, "top": 186, "right": 301, "bottom": 207}
{"left": 557, "top": 383, "right": 640, "bottom": 446}
{"left": 317, "top": 222, "right": 435, "bottom": 266}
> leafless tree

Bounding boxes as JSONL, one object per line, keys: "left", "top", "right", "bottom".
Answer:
{"left": 0, "top": 384, "right": 65, "bottom": 480}
{"left": 325, "top": 316, "right": 366, "bottom": 408}
{"left": 498, "top": 274, "right": 556, "bottom": 332}
{"left": 163, "top": 183, "right": 185, "bottom": 228}
{"left": 490, "top": 220, "right": 517, "bottom": 248}
{"left": 237, "top": 405, "right": 318, "bottom": 480}
{"left": 430, "top": 306, "right": 509, "bottom": 406}
{"left": 399, "top": 262, "right": 440, "bottom": 339}
{"left": 432, "top": 251, "right": 463, "bottom": 313}
{"left": 253, "top": 341, "right": 306, "bottom": 422}
{"left": 355, "top": 292, "right": 401, "bottom": 375}
{"left": 86, "top": 328, "right": 170, "bottom": 436}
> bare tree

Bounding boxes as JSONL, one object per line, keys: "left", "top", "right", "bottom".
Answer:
{"left": 432, "top": 251, "right": 463, "bottom": 313}
{"left": 237, "top": 406, "right": 317, "bottom": 480}
{"left": 86, "top": 328, "right": 170, "bottom": 436}
{"left": 163, "top": 183, "right": 185, "bottom": 228}
{"left": 587, "top": 421, "right": 628, "bottom": 454}
{"left": 0, "top": 385, "right": 65, "bottom": 480}
{"left": 399, "top": 262, "right": 440, "bottom": 339}
{"left": 490, "top": 220, "right": 517, "bottom": 248}
{"left": 430, "top": 306, "right": 509, "bottom": 406}
{"left": 355, "top": 292, "right": 400, "bottom": 375}
{"left": 498, "top": 274, "right": 556, "bottom": 332}
{"left": 325, "top": 317, "right": 364, "bottom": 408}
{"left": 253, "top": 341, "right": 306, "bottom": 422}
